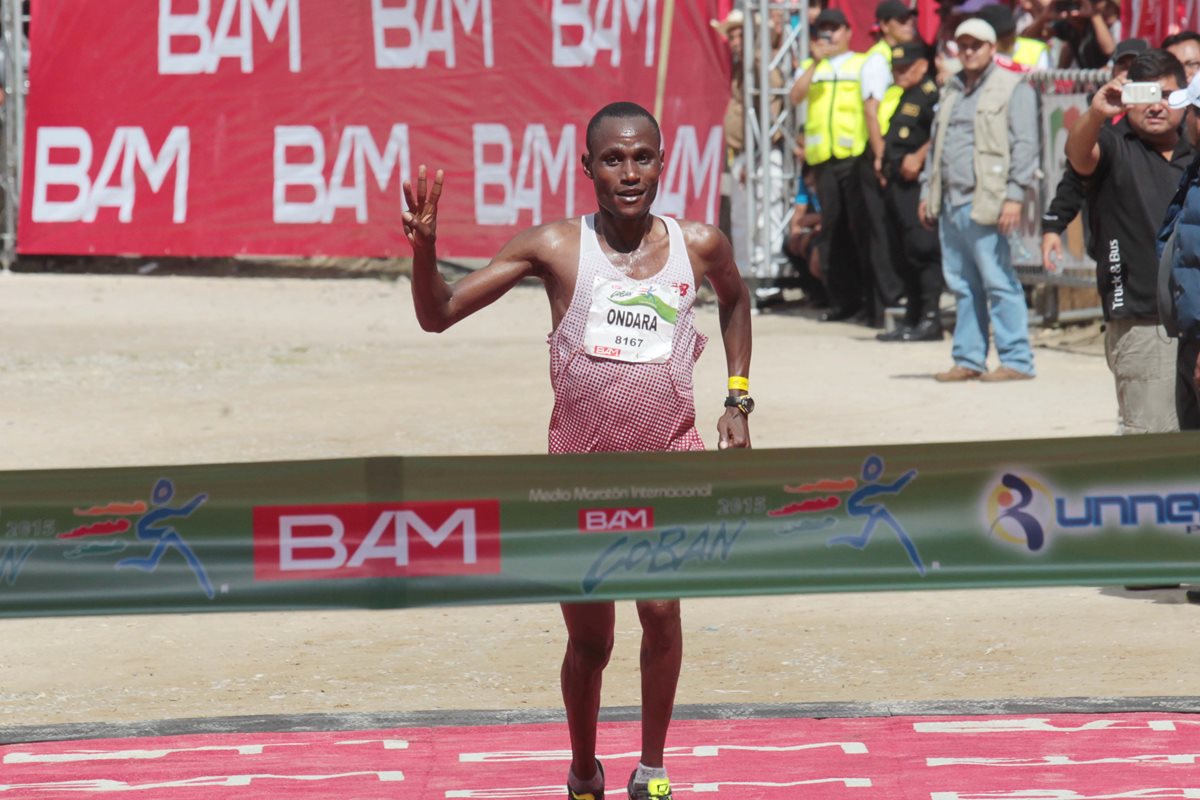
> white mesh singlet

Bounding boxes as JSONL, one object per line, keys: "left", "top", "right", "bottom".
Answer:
{"left": 547, "top": 214, "right": 707, "bottom": 454}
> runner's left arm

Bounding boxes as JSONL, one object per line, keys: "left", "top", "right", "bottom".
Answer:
{"left": 686, "top": 223, "right": 752, "bottom": 450}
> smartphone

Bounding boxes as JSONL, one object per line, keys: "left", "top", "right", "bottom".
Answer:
{"left": 1053, "top": 0, "right": 1080, "bottom": 11}
{"left": 1121, "top": 82, "right": 1163, "bottom": 105}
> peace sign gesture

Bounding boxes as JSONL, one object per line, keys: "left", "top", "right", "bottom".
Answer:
{"left": 403, "top": 164, "right": 444, "bottom": 249}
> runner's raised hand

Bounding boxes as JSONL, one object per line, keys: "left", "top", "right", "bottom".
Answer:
{"left": 403, "top": 165, "right": 444, "bottom": 249}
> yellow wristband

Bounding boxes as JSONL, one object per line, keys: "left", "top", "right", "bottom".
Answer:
{"left": 727, "top": 376, "right": 749, "bottom": 393}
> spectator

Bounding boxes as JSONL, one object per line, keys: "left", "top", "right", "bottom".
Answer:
{"left": 1165, "top": 31, "right": 1200, "bottom": 147}
{"left": 876, "top": 41, "right": 944, "bottom": 342}
{"left": 976, "top": 3, "right": 1052, "bottom": 70}
{"left": 918, "top": 18, "right": 1039, "bottom": 382}
{"left": 861, "top": 0, "right": 922, "bottom": 326}
{"left": 1015, "top": 0, "right": 1058, "bottom": 40}
{"left": 1041, "top": 37, "right": 1147, "bottom": 273}
{"left": 1066, "top": 49, "right": 1192, "bottom": 433}
{"left": 1053, "top": 0, "right": 1121, "bottom": 69}
{"left": 783, "top": 169, "right": 828, "bottom": 308}
{"left": 935, "top": 4, "right": 971, "bottom": 82}
{"left": 1158, "top": 72, "right": 1200, "bottom": 438}
{"left": 1164, "top": 31, "right": 1200, "bottom": 81}
{"left": 791, "top": 9, "right": 886, "bottom": 324}
{"left": 869, "top": 1, "right": 919, "bottom": 63}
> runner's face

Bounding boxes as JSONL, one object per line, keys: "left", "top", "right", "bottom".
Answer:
{"left": 583, "top": 117, "right": 663, "bottom": 220}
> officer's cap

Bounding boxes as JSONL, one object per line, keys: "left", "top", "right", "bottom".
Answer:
{"left": 891, "top": 41, "right": 930, "bottom": 67}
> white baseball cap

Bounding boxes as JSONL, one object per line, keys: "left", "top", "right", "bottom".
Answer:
{"left": 1168, "top": 71, "right": 1200, "bottom": 109}
{"left": 954, "top": 18, "right": 997, "bottom": 45}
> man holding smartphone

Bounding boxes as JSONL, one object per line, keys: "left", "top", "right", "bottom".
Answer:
{"left": 1065, "top": 49, "right": 1193, "bottom": 433}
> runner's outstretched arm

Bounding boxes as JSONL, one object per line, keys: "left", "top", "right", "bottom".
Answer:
{"left": 685, "top": 222, "right": 752, "bottom": 449}
{"left": 403, "top": 164, "right": 541, "bottom": 333}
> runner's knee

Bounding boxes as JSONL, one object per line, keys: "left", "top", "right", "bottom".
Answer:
{"left": 566, "top": 632, "right": 614, "bottom": 671}
{"left": 636, "top": 600, "right": 681, "bottom": 635}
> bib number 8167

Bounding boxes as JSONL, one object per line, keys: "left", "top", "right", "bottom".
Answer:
{"left": 614, "top": 336, "right": 644, "bottom": 346}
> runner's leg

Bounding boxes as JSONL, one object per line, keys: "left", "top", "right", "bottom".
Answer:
{"left": 635, "top": 598, "right": 682, "bottom": 767}
{"left": 561, "top": 601, "right": 616, "bottom": 781}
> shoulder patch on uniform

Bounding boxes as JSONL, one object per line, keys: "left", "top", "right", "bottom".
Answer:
{"left": 922, "top": 80, "right": 937, "bottom": 95}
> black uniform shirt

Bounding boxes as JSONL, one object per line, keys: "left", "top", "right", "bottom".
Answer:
{"left": 1085, "top": 118, "right": 1194, "bottom": 320}
{"left": 883, "top": 76, "right": 938, "bottom": 177}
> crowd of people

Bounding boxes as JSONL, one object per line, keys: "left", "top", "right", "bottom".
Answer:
{"left": 716, "top": 0, "right": 1200, "bottom": 410}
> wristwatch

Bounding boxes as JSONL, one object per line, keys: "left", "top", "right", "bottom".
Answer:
{"left": 724, "top": 395, "right": 755, "bottom": 415}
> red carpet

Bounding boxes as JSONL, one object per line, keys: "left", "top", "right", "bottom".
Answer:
{"left": 3, "top": 713, "right": 1200, "bottom": 798}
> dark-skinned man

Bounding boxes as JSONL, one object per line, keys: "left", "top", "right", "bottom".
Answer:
{"left": 404, "top": 101, "right": 752, "bottom": 800}
{"left": 877, "top": 41, "right": 944, "bottom": 342}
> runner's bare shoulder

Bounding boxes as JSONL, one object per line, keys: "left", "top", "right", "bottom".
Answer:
{"left": 498, "top": 217, "right": 581, "bottom": 276}
{"left": 675, "top": 219, "right": 732, "bottom": 270}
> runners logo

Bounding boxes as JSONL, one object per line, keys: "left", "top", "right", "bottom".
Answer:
{"left": 593, "top": 345, "right": 621, "bottom": 357}
{"left": 253, "top": 500, "right": 501, "bottom": 580}
{"left": 578, "top": 507, "right": 654, "bottom": 533}
{"left": 987, "top": 473, "right": 1052, "bottom": 551}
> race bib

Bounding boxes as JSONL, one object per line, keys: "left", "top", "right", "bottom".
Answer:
{"left": 583, "top": 277, "right": 682, "bottom": 364}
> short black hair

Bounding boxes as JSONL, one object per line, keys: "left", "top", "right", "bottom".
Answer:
{"left": 585, "top": 102, "right": 661, "bottom": 153}
{"left": 1163, "top": 30, "right": 1200, "bottom": 50}
{"left": 1127, "top": 48, "right": 1186, "bottom": 87}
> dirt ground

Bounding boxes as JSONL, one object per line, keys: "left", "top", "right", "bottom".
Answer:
{"left": 1, "top": 271, "right": 1197, "bottom": 732}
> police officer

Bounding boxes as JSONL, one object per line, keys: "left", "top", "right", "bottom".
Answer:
{"left": 876, "top": 41, "right": 944, "bottom": 342}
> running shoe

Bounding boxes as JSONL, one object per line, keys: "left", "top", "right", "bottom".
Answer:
{"left": 627, "top": 770, "right": 672, "bottom": 800}
{"left": 567, "top": 759, "right": 604, "bottom": 800}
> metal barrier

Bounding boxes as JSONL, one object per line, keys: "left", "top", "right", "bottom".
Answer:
{"left": 1014, "top": 69, "right": 1108, "bottom": 281}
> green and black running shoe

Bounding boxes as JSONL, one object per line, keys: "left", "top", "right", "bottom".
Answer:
{"left": 627, "top": 770, "right": 672, "bottom": 800}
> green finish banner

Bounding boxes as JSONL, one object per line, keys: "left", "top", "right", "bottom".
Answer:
{"left": 2, "top": 434, "right": 1199, "bottom": 618}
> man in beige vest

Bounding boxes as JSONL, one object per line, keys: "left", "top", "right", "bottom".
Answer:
{"left": 918, "top": 18, "right": 1038, "bottom": 382}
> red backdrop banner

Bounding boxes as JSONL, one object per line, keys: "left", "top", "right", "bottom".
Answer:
{"left": 1123, "top": 0, "right": 1198, "bottom": 45}
{"left": 19, "top": 0, "right": 728, "bottom": 260}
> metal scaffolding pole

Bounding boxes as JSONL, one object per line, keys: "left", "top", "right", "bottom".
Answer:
{"left": 1, "top": 0, "right": 26, "bottom": 271}
{"left": 741, "top": 0, "right": 808, "bottom": 302}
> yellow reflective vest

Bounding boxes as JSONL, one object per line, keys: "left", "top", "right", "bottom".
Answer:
{"left": 1012, "top": 37, "right": 1048, "bottom": 68}
{"left": 880, "top": 84, "right": 904, "bottom": 135}
{"left": 866, "top": 40, "right": 902, "bottom": 135}
{"left": 867, "top": 39, "right": 893, "bottom": 64}
{"left": 803, "top": 52, "right": 870, "bottom": 164}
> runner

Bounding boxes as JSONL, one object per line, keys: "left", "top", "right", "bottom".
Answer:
{"left": 403, "top": 101, "right": 754, "bottom": 800}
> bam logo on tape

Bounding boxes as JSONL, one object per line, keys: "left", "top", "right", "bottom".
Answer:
{"left": 253, "top": 500, "right": 501, "bottom": 580}
{"left": 578, "top": 507, "right": 654, "bottom": 533}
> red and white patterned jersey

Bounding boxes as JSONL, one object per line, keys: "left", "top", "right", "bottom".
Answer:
{"left": 547, "top": 214, "right": 707, "bottom": 454}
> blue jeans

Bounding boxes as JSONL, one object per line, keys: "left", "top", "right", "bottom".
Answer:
{"left": 938, "top": 203, "right": 1034, "bottom": 375}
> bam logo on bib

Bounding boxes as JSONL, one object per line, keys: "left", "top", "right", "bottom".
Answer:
{"left": 585, "top": 277, "right": 681, "bottom": 364}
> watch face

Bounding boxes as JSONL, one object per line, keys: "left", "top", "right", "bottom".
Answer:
{"left": 740, "top": 396, "right": 755, "bottom": 414}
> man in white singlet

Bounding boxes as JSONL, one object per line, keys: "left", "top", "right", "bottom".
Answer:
{"left": 404, "top": 101, "right": 753, "bottom": 800}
